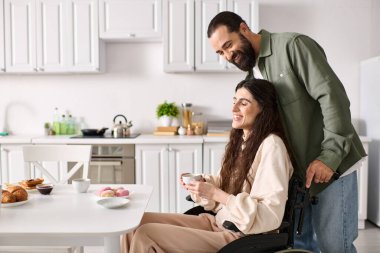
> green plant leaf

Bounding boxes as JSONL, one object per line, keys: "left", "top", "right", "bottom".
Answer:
{"left": 156, "top": 101, "right": 179, "bottom": 118}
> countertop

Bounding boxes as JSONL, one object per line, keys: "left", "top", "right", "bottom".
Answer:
{"left": 0, "top": 134, "right": 369, "bottom": 145}
{"left": 0, "top": 134, "right": 213, "bottom": 144}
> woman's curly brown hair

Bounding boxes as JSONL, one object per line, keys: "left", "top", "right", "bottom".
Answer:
{"left": 219, "top": 79, "right": 294, "bottom": 194}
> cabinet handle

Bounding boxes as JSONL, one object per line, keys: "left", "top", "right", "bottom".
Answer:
{"left": 38, "top": 67, "right": 44, "bottom": 71}
{"left": 168, "top": 147, "right": 173, "bottom": 152}
{"left": 90, "top": 161, "right": 122, "bottom": 166}
{"left": 1, "top": 68, "right": 5, "bottom": 72}
{"left": 33, "top": 68, "right": 38, "bottom": 72}
{"left": 127, "top": 34, "right": 136, "bottom": 38}
{"left": 1, "top": 148, "right": 9, "bottom": 152}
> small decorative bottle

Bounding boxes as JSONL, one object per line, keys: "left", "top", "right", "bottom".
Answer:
{"left": 60, "top": 115, "right": 68, "bottom": 135}
{"left": 186, "top": 124, "right": 194, "bottom": 135}
{"left": 52, "top": 108, "right": 60, "bottom": 135}
{"left": 67, "top": 114, "right": 76, "bottom": 135}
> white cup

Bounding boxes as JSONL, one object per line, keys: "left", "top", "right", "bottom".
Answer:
{"left": 72, "top": 178, "right": 91, "bottom": 193}
{"left": 182, "top": 173, "right": 202, "bottom": 185}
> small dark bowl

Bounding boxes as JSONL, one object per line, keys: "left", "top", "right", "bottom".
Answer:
{"left": 36, "top": 184, "right": 54, "bottom": 195}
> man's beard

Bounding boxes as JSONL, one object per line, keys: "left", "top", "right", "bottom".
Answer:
{"left": 229, "top": 34, "right": 256, "bottom": 72}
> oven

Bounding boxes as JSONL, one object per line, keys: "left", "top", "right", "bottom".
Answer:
{"left": 71, "top": 144, "right": 135, "bottom": 184}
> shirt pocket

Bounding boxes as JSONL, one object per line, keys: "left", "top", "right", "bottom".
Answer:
{"left": 272, "top": 68, "right": 305, "bottom": 106}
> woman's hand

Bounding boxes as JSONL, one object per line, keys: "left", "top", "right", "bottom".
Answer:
{"left": 186, "top": 181, "right": 230, "bottom": 205}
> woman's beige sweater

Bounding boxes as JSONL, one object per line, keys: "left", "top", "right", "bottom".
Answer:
{"left": 192, "top": 134, "right": 293, "bottom": 234}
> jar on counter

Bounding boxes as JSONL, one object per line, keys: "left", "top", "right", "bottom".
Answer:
{"left": 181, "top": 103, "right": 192, "bottom": 128}
{"left": 192, "top": 112, "right": 205, "bottom": 135}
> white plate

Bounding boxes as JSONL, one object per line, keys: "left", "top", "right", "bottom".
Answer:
{"left": 95, "top": 191, "right": 133, "bottom": 199}
{"left": 1, "top": 199, "right": 29, "bottom": 208}
{"left": 3, "top": 183, "right": 37, "bottom": 192}
{"left": 96, "top": 198, "right": 129, "bottom": 209}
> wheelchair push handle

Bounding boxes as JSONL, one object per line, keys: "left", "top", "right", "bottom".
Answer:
{"left": 296, "top": 171, "right": 341, "bottom": 235}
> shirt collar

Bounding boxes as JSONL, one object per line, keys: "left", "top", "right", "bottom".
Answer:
{"left": 247, "top": 30, "right": 272, "bottom": 79}
{"left": 258, "top": 29, "right": 272, "bottom": 58}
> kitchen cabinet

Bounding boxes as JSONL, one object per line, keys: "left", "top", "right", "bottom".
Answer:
{"left": 203, "top": 142, "right": 226, "bottom": 175}
{"left": 0, "top": 144, "right": 65, "bottom": 185}
{"left": 99, "top": 0, "right": 162, "bottom": 41}
{"left": 4, "top": 0, "right": 38, "bottom": 72}
{"left": 0, "top": 144, "right": 30, "bottom": 183}
{"left": 163, "top": 0, "right": 194, "bottom": 72}
{"left": 163, "top": 0, "right": 259, "bottom": 72}
{"left": 135, "top": 143, "right": 202, "bottom": 213}
{"left": 2, "top": 0, "right": 102, "bottom": 73}
{"left": 67, "top": 0, "right": 104, "bottom": 72}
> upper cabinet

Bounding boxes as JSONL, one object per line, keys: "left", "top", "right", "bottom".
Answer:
{"left": 163, "top": 0, "right": 259, "bottom": 72}
{"left": 163, "top": 0, "right": 194, "bottom": 72}
{"left": 67, "top": 0, "right": 103, "bottom": 72}
{"left": 2, "top": 0, "right": 102, "bottom": 73}
{"left": 4, "top": 0, "right": 38, "bottom": 72}
{"left": 99, "top": 0, "right": 162, "bottom": 41}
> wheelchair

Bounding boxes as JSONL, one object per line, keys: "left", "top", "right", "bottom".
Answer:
{"left": 184, "top": 177, "right": 316, "bottom": 253}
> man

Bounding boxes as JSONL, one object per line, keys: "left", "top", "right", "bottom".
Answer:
{"left": 207, "top": 11, "right": 366, "bottom": 253}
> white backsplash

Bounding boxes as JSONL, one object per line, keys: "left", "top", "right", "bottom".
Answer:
{"left": 0, "top": 0, "right": 379, "bottom": 135}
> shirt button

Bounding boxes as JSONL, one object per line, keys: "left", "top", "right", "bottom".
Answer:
{"left": 280, "top": 73, "right": 284, "bottom": 77}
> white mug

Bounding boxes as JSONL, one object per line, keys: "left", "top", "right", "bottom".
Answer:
{"left": 72, "top": 178, "right": 91, "bottom": 193}
{"left": 182, "top": 173, "right": 202, "bottom": 185}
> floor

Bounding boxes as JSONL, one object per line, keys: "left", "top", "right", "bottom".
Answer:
{"left": 83, "top": 221, "right": 380, "bottom": 253}
{"left": 355, "top": 221, "right": 380, "bottom": 253}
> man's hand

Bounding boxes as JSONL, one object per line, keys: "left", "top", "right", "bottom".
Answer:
{"left": 305, "top": 160, "right": 334, "bottom": 188}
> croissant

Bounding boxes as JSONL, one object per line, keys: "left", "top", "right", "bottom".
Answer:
{"left": 7, "top": 186, "right": 28, "bottom": 202}
{"left": 19, "top": 178, "right": 44, "bottom": 190}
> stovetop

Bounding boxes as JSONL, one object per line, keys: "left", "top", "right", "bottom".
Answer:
{"left": 70, "top": 133, "right": 140, "bottom": 139}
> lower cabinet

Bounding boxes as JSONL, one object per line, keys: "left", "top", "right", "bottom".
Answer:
{"left": 0, "top": 144, "right": 67, "bottom": 184}
{"left": 135, "top": 143, "right": 202, "bottom": 213}
{"left": 203, "top": 142, "right": 226, "bottom": 175}
{"left": 0, "top": 144, "right": 30, "bottom": 183}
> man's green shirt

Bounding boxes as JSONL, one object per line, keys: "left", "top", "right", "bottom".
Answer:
{"left": 247, "top": 30, "right": 366, "bottom": 195}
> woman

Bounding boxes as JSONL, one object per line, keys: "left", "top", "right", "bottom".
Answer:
{"left": 122, "top": 78, "right": 294, "bottom": 253}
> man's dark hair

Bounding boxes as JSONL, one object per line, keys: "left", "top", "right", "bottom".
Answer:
{"left": 207, "top": 11, "right": 247, "bottom": 38}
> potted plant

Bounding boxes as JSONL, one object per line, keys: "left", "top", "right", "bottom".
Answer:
{"left": 156, "top": 101, "right": 179, "bottom": 126}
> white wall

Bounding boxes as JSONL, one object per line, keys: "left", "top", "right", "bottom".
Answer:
{"left": 0, "top": 0, "right": 379, "bottom": 135}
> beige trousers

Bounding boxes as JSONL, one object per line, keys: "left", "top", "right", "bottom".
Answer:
{"left": 121, "top": 212, "right": 240, "bottom": 253}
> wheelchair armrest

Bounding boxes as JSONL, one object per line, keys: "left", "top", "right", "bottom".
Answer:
{"left": 222, "top": 221, "right": 242, "bottom": 233}
{"left": 277, "top": 221, "right": 290, "bottom": 231}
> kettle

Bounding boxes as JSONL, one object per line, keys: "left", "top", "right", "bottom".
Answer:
{"left": 113, "top": 114, "right": 133, "bottom": 138}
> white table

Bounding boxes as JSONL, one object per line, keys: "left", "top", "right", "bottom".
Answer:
{"left": 0, "top": 184, "right": 153, "bottom": 253}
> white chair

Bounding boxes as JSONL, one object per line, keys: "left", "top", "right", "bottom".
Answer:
{"left": 23, "top": 145, "right": 92, "bottom": 185}
{"left": 0, "top": 145, "right": 92, "bottom": 253}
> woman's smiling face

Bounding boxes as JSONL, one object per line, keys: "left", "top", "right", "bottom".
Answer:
{"left": 232, "top": 87, "right": 262, "bottom": 136}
